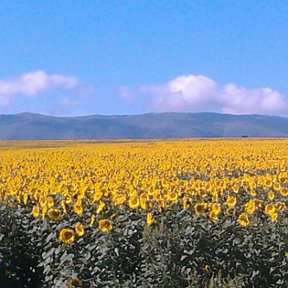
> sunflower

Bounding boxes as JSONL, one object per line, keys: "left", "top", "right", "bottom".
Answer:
{"left": 269, "top": 212, "right": 278, "bottom": 222}
{"left": 237, "top": 212, "right": 250, "bottom": 227}
{"left": 275, "top": 201, "right": 286, "bottom": 211}
{"left": 47, "top": 208, "right": 62, "bottom": 221}
{"left": 93, "top": 190, "right": 103, "bottom": 202}
{"left": 226, "top": 195, "right": 236, "bottom": 207}
{"left": 278, "top": 173, "right": 287, "bottom": 183}
{"left": 140, "top": 193, "right": 148, "bottom": 209}
{"left": 99, "top": 219, "right": 113, "bottom": 232}
{"left": 96, "top": 201, "right": 105, "bottom": 214}
{"left": 114, "top": 194, "right": 126, "bottom": 206}
{"left": 128, "top": 194, "right": 139, "bottom": 209}
{"left": 209, "top": 211, "right": 219, "bottom": 222}
{"left": 183, "top": 196, "right": 190, "bottom": 209}
{"left": 32, "top": 205, "right": 40, "bottom": 218}
{"left": 267, "top": 191, "right": 275, "bottom": 201}
{"left": 47, "top": 196, "right": 54, "bottom": 208}
{"left": 194, "top": 202, "right": 207, "bottom": 215}
{"left": 244, "top": 200, "right": 256, "bottom": 215}
{"left": 39, "top": 196, "right": 47, "bottom": 207}
{"left": 22, "top": 193, "right": 28, "bottom": 205}
{"left": 67, "top": 277, "right": 82, "bottom": 288}
{"left": 264, "top": 178, "right": 272, "bottom": 188}
{"left": 89, "top": 215, "right": 96, "bottom": 227}
{"left": 59, "top": 228, "right": 75, "bottom": 244}
{"left": 280, "top": 187, "right": 288, "bottom": 197}
{"left": 60, "top": 200, "right": 67, "bottom": 213}
{"left": 210, "top": 203, "right": 221, "bottom": 215}
{"left": 146, "top": 213, "right": 156, "bottom": 226}
{"left": 41, "top": 206, "right": 47, "bottom": 220}
{"left": 273, "top": 182, "right": 281, "bottom": 192}
{"left": 75, "top": 222, "right": 85, "bottom": 237}
{"left": 166, "top": 191, "right": 178, "bottom": 202}
{"left": 265, "top": 204, "right": 275, "bottom": 215}
{"left": 73, "top": 202, "right": 83, "bottom": 215}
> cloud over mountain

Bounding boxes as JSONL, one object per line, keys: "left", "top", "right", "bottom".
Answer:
{"left": 0, "top": 71, "right": 81, "bottom": 107}
{"left": 140, "top": 75, "right": 288, "bottom": 115}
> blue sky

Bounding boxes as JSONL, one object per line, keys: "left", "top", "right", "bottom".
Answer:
{"left": 0, "top": 1, "right": 288, "bottom": 116}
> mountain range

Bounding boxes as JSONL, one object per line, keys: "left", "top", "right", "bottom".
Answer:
{"left": 0, "top": 112, "right": 288, "bottom": 139}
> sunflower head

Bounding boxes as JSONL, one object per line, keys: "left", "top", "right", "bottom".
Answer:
{"left": 237, "top": 212, "right": 250, "bottom": 227}
{"left": 73, "top": 203, "right": 83, "bottom": 215}
{"left": 194, "top": 203, "right": 207, "bottom": 215}
{"left": 47, "top": 196, "right": 54, "bottom": 208}
{"left": 140, "top": 193, "right": 148, "bottom": 209}
{"left": 128, "top": 195, "right": 139, "bottom": 209}
{"left": 267, "top": 191, "right": 275, "bottom": 201}
{"left": 275, "top": 201, "right": 286, "bottom": 211}
{"left": 67, "top": 277, "right": 82, "bottom": 288}
{"left": 47, "top": 208, "right": 62, "bottom": 221}
{"left": 183, "top": 197, "right": 191, "bottom": 209}
{"left": 226, "top": 195, "right": 237, "bottom": 208}
{"left": 114, "top": 194, "right": 126, "bottom": 206}
{"left": 32, "top": 205, "right": 40, "bottom": 218}
{"left": 75, "top": 222, "right": 85, "bottom": 237}
{"left": 210, "top": 203, "right": 221, "bottom": 215}
{"left": 244, "top": 200, "right": 256, "bottom": 215}
{"left": 209, "top": 211, "right": 219, "bottom": 222}
{"left": 269, "top": 212, "right": 278, "bottom": 222}
{"left": 273, "top": 182, "right": 281, "bottom": 191}
{"left": 59, "top": 228, "right": 75, "bottom": 244}
{"left": 264, "top": 178, "right": 272, "bottom": 188}
{"left": 99, "top": 219, "right": 113, "bottom": 232}
{"left": 96, "top": 201, "right": 105, "bottom": 214}
{"left": 166, "top": 191, "right": 178, "bottom": 202}
{"left": 89, "top": 215, "right": 96, "bottom": 227}
{"left": 146, "top": 213, "right": 156, "bottom": 226}
{"left": 280, "top": 187, "right": 288, "bottom": 197}
{"left": 278, "top": 173, "right": 287, "bottom": 183}
{"left": 93, "top": 190, "right": 103, "bottom": 202}
{"left": 265, "top": 204, "right": 275, "bottom": 215}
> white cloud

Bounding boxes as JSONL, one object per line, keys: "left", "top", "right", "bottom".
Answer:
{"left": 0, "top": 70, "right": 80, "bottom": 106}
{"left": 142, "top": 75, "right": 219, "bottom": 112}
{"left": 140, "top": 75, "right": 288, "bottom": 115}
{"left": 221, "top": 84, "right": 286, "bottom": 114}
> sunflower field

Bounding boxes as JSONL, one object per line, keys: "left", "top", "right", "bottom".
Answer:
{"left": 0, "top": 139, "right": 288, "bottom": 287}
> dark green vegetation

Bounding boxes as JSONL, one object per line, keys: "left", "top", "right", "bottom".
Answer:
{"left": 1, "top": 203, "right": 288, "bottom": 287}
{"left": 0, "top": 112, "right": 288, "bottom": 139}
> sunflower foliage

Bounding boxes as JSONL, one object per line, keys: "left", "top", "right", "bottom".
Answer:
{"left": 0, "top": 203, "right": 43, "bottom": 288}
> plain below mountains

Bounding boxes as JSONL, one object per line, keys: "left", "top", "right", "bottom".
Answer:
{"left": 0, "top": 112, "right": 288, "bottom": 139}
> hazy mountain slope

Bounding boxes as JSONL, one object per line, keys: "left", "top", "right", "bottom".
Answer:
{"left": 0, "top": 112, "right": 288, "bottom": 139}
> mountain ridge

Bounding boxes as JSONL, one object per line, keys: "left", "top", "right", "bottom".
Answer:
{"left": 0, "top": 112, "right": 288, "bottom": 139}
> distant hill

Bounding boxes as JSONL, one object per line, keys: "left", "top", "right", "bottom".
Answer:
{"left": 0, "top": 112, "right": 288, "bottom": 139}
